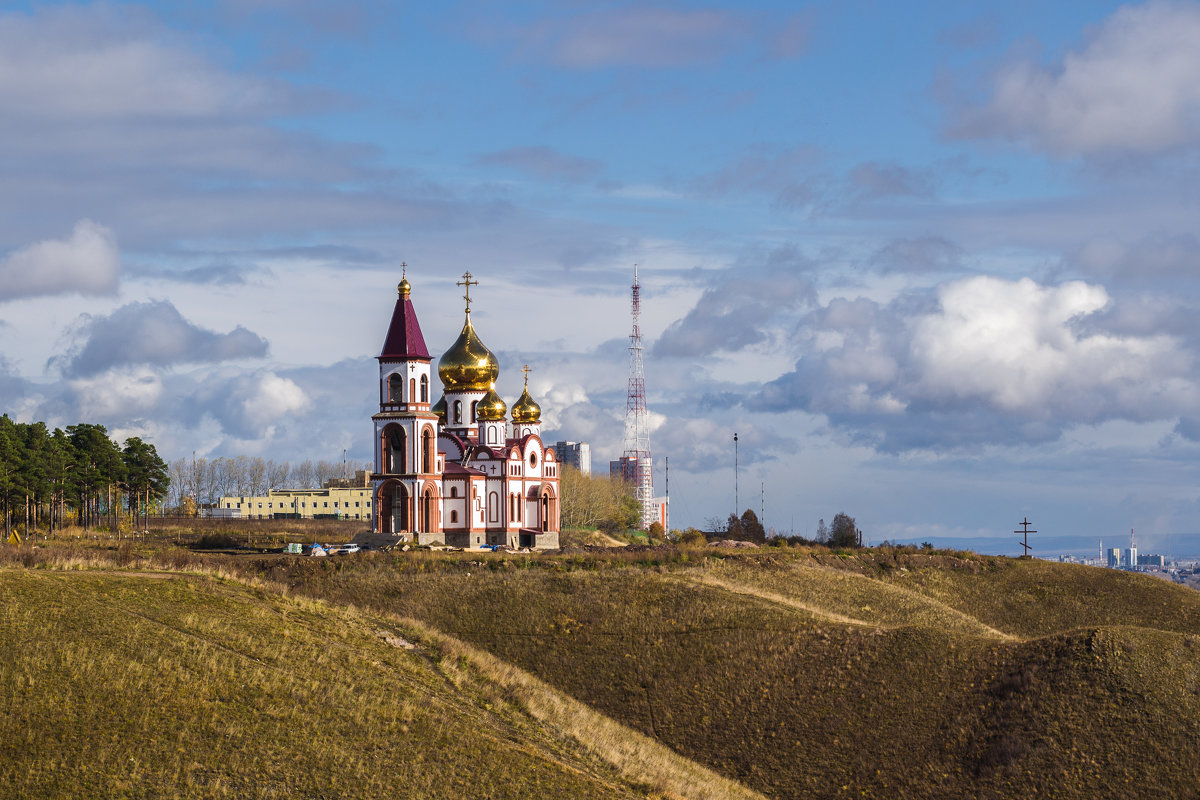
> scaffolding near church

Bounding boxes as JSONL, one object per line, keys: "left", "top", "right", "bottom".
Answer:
{"left": 613, "top": 264, "right": 655, "bottom": 529}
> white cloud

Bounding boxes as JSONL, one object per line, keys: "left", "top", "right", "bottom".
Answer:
{"left": 755, "top": 276, "right": 1200, "bottom": 450}
{"left": 0, "top": 220, "right": 119, "bottom": 301}
{"left": 237, "top": 372, "right": 311, "bottom": 432}
{"left": 911, "top": 277, "right": 1193, "bottom": 415}
{"left": 68, "top": 367, "right": 163, "bottom": 420}
{"left": 955, "top": 2, "right": 1200, "bottom": 155}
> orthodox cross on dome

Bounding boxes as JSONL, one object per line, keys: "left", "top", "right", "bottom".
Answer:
{"left": 522, "top": 364, "right": 531, "bottom": 386}
{"left": 457, "top": 272, "right": 479, "bottom": 313}
{"left": 401, "top": 261, "right": 407, "bottom": 278}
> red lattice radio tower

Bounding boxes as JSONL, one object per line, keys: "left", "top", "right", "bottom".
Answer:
{"left": 621, "top": 264, "right": 654, "bottom": 528}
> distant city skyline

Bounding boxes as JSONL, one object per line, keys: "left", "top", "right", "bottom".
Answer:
{"left": 3, "top": 1, "right": 1200, "bottom": 548}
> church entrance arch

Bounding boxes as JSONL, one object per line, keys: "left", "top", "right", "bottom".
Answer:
{"left": 377, "top": 480, "right": 410, "bottom": 534}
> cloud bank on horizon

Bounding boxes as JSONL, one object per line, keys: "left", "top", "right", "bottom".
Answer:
{"left": 2, "top": 0, "right": 1200, "bottom": 549}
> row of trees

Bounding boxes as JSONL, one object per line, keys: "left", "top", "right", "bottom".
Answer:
{"left": 165, "top": 456, "right": 373, "bottom": 510}
{"left": 0, "top": 416, "right": 169, "bottom": 536}
{"left": 559, "top": 466, "right": 642, "bottom": 534}
{"left": 717, "top": 510, "right": 863, "bottom": 547}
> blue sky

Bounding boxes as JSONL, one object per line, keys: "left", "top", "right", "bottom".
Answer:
{"left": 3, "top": 0, "right": 1200, "bottom": 555}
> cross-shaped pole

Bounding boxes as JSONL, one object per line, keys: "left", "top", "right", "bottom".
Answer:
{"left": 1014, "top": 516, "right": 1037, "bottom": 557}
{"left": 457, "top": 271, "right": 478, "bottom": 312}
{"left": 401, "top": 261, "right": 407, "bottom": 277}
{"left": 521, "top": 364, "right": 531, "bottom": 386}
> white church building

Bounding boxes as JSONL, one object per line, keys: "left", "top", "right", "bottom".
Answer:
{"left": 370, "top": 271, "right": 560, "bottom": 549}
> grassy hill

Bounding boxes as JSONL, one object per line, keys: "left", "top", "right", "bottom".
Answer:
{"left": 3, "top": 543, "right": 1200, "bottom": 798}
{"left": 249, "top": 547, "right": 1200, "bottom": 799}
{"left": 0, "top": 560, "right": 761, "bottom": 800}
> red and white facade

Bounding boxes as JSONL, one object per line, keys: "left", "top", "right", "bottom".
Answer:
{"left": 370, "top": 275, "right": 560, "bottom": 549}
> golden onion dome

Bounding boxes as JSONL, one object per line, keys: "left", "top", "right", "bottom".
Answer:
{"left": 398, "top": 276, "right": 411, "bottom": 297}
{"left": 431, "top": 395, "right": 447, "bottom": 422}
{"left": 438, "top": 313, "right": 499, "bottom": 392}
{"left": 476, "top": 384, "right": 507, "bottom": 421}
{"left": 511, "top": 384, "right": 541, "bottom": 425}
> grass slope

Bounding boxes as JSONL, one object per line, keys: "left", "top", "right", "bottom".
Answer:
{"left": 0, "top": 566, "right": 761, "bottom": 800}
{"left": 253, "top": 549, "right": 1200, "bottom": 799}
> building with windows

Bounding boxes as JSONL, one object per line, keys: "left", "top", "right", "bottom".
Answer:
{"left": 554, "top": 440, "right": 591, "bottom": 475}
{"left": 370, "top": 271, "right": 560, "bottom": 549}
{"left": 217, "top": 486, "right": 373, "bottom": 520}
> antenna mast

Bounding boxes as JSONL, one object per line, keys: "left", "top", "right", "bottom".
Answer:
{"left": 622, "top": 264, "right": 654, "bottom": 529}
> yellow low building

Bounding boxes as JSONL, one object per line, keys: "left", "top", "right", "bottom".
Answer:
{"left": 217, "top": 487, "right": 373, "bottom": 520}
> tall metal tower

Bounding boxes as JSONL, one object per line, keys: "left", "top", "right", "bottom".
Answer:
{"left": 621, "top": 264, "right": 654, "bottom": 528}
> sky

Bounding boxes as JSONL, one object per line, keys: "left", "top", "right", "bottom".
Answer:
{"left": 4, "top": 0, "right": 1200, "bottom": 556}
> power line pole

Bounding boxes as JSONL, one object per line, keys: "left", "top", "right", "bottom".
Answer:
{"left": 733, "top": 432, "right": 739, "bottom": 516}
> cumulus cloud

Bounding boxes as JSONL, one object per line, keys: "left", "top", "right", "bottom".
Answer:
{"left": 56, "top": 300, "right": 269, "bottom": 377}
{"left": 952, "top": 2, "right": 1200, "bottom": 155}
{"left": 654, "top": 272, "right": 817, "bottom": 358}
{"left": 220, "top": 372, "right": 311, "bottom": 437}
{"left": 475, "top": 146, "right": 602, "bottom": 183}
{"left": 0, "top": 220, "right": 119, "bottom": 301}
{"left": 754, "top": 276, "right": 1200, "bottom": 450}
{"left": 67, "top": 367, "right": 164, "bottom": 420}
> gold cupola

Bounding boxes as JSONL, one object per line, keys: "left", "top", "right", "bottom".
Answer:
{"left": 476, "top": 383, "right": 507, "bottom": 421}
{"left": 511, "top": 365, "right": 542, "bottom": 424}
{"left": 431, "top": 395, "right": 447, "bottom": 422}
{"left": 437, "top": 271, "right": 500, "bottom": 392}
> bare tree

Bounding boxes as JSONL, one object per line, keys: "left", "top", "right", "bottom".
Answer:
{"left": 247, "top": 457, "right": 267, "bottom": 496}
{"left": 292, "top": 459, "right": 316, "bottom": 490}
{"left": 267, "top": 459, "right": 290, "bottom": 491}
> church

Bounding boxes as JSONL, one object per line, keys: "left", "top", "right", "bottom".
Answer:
{"left": 370, "top": 270, "right": 560, "bottom": 549}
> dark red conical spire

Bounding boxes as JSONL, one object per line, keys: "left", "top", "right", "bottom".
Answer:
{"left": 379, "top": 274, "right": 430, "bottom": 360}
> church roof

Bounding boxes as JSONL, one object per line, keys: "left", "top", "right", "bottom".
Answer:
{"left": 379, "top": 277, "right": 430, "bottom": 360}
{"left": 443, "top": 462, "right": 485, "bottom": 476}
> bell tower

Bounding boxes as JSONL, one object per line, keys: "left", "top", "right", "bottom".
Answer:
{"left": 371, "top": 266, "right": 440, "bottom": 538}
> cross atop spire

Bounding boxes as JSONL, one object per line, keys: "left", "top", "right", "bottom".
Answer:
{"left": 521, "top": 364, "right": 531, "bottom": 386}
{"left": 457, "top": 271, "right": 479, "bottom": 313}
{"left": 401, "top": 261, "right": 407, "bottom": 278}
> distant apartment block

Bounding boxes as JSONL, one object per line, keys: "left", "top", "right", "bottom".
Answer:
{"left": 1108, "top": 548, "right": 1121, "bottom": 568}
{"left": 555, "top": 441, "right": 591, "bottom": 475}
{"left": 217, "top": 472, "right": 374, "bottom": 520}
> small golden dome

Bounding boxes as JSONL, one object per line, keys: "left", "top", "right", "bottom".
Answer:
{"left": 476, "top": 384, "right": 507, "bottom": 421}
{"left": 432, "top": 395, "right": 447, "bottom": 421}
{"left": 511, "top": 384, "right": 541, "bottom": 425}
{"left": 398, "top": 277, "right": 411, "bottom": 297}
{"left": 438, "top": 313, "right": 499, "bottom": 392}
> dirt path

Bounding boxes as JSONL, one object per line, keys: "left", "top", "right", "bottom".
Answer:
{"left": 677, "top": 572, "right": 1017, "bottom": 640}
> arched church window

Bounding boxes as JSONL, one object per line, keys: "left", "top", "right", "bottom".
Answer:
{"left": 410, "top": 378, "right": 416, "bottom": 401}
{"left": 388, "top": 374, "right": 403, "bottom": 402}
{"left": 420, "top": 375, "right": 428, "bottom": 402}
{"left": 451, "top": 510, "right": 458, "bottom": 524}
{"left": 454, "top": 401, "right": 462, "bottom": 424}
{"left": 470, "top": 401, "right": 477, "bottom": 422}
{"left": 450, "top": 486, "right": 458, "bottom": 498}
{"left": 422, "top": 427, "right": 434, "bottom": 473}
